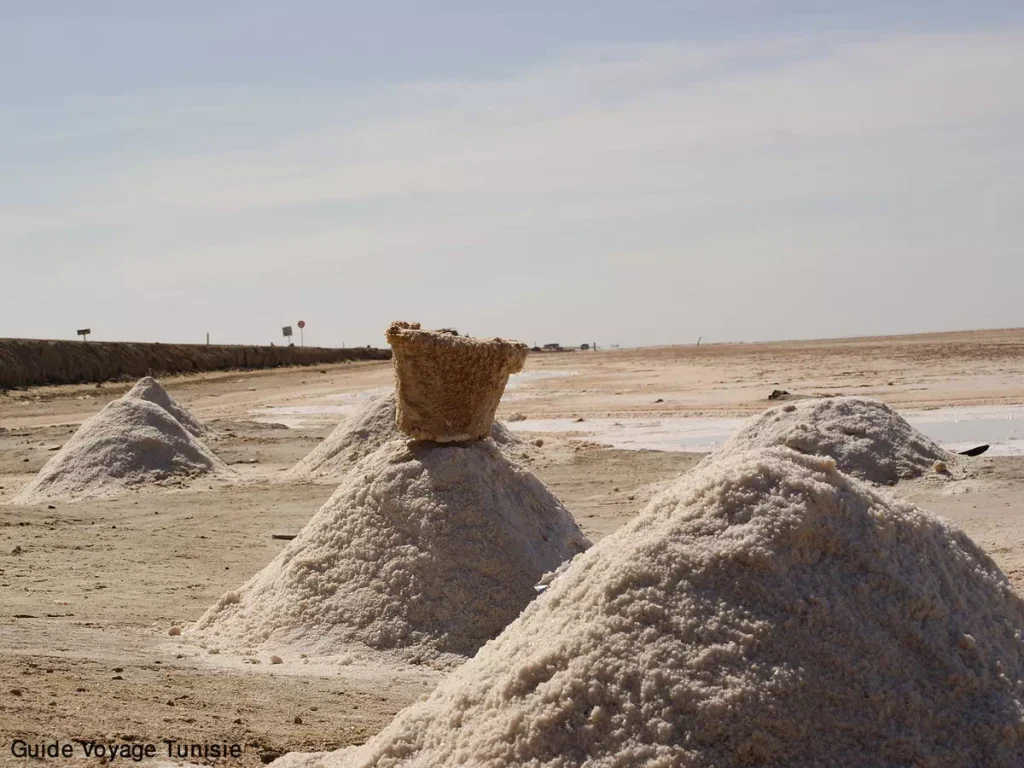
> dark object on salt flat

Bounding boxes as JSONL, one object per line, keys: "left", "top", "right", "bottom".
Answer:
{"left": 958, "top": 445, "right": 990, "bottom": 457}
{"left": 271, "top": 534, "right": 298, "bottom": 541}
{"left": 767, "top": 390, "right": 825, "bottom": 403}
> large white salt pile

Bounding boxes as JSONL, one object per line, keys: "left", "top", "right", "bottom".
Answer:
{"left": 122, "top": 376, "right": 209, "bottom": 437}
{"left": 274, "top": 447, "right": 1024, "bottom": 768}
{"left": 287, "top": 391, "right": 528, "bottom": 482}
{"left": 192, "top": 438, "right": 589, "bottom": 664}
{"left": 13, "top": 398, "right": 230, "bottom": 504}
{"left": 707, "top": 396, "right": 954, "bottom": 484}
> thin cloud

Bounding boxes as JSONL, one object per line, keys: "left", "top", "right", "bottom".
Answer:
{"left": 2, "top": 28, "right": 1023, "bottom": 344}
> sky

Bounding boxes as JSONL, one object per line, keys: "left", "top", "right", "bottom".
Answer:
{"left": 2, "top": 1, "right": 1022, "bottom": 348}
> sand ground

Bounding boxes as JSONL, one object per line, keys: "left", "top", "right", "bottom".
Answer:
{"left": 2, "top": 329, "right": 1023, "bottom": 766}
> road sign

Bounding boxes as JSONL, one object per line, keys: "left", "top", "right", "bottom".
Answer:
{"left": 297, "top": 320, "right": 305, "bottom": 329}
{"left": 77, "top": 328, "right": 91, "bottom": 341}
{"left": 282, "top": 326, "right": 293, "bottom": 338}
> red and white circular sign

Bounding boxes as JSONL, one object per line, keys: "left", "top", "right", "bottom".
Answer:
{"left": 297, "top": 320, "right": 306, "bottom": 329}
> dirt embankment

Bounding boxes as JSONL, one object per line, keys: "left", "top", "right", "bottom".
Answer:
{"left": 0, "top": 338, "right": 391, "bottom": 389}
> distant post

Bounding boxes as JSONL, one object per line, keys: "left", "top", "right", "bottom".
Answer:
{"left": 206, "top": 332, "right": 210, "bottom": 346}
{"left": 298, "top": 320, "right": 306, "bottom": 347}
{"left": 77, "top": 328, "right": 91, "bottom": 342}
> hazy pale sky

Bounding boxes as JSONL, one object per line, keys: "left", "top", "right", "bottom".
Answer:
{"left": 2, "top": 1, "right": 1022, "bottom": 348}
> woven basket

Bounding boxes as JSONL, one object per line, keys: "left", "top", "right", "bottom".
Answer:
{"left": 385, "top": 322, "right": 529, "bottom": 442}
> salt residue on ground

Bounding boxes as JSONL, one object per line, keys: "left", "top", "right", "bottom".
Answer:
{"left": 191, "top": 438, "right": 590, "bottom": 666}
{"left": 287, "top": 391, "right": 528, "bottom": 482}
{"left": 706, "top": 396, "right": 954, "bottom": 484}
{"left": 13, "top": 398, "right": 230, "bottom": 505}
{"left": 274, "top": 447, "right": 1024, "bottom": 768}
{"left": 122, "top": 376, "right": 210, "bottom": 437}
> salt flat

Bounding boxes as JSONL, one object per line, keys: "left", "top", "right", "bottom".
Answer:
{"left": 2, "top": 328, "right": 1023, "bottom": 766}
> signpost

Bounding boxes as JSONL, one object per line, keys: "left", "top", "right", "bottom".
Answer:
{"left": 297, "top": 320, "right": 306, "bottom": 347}
{"left": 77, "top": 328, "right": 91, "bottom": 342}
{"left": 282, "top": 325, "right": 293, "bottom": 345}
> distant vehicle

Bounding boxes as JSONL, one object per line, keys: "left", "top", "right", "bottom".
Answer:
{"left": 580, "top": 343, "right": 590, "bottom": 350}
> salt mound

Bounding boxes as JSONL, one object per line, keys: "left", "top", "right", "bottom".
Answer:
{"left": 278, "top": 448, "right": 1024, "bottom": 768}
{"left": 14, "top": 399, "right": 230, "bottom": 504}
{"left": 707, "top": 396, "right": 953, "bottom": 484}
{"left": 488, "top": 420, "right": 523, "bottom": 450}
{"left": 192, "top": 438, "right": 589, "bottom": 664}
{"left": 287, "top": 391, "right": 528, "bottom": 482}
{"left": 123, "top": 376, "right": 209, "bottom": 437}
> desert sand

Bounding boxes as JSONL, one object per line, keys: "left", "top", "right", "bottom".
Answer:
{"left": 3, "top": 328, "right": 1024, "bottom": 766}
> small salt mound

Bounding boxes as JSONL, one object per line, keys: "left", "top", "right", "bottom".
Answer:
{"left": 707, "top": 396, "right": 953, "bottom": 484}
{"left": 13, "top": 399, "right": 230, "bottom": 505}
{"left": 279, "top": 448, "right": 1024, "bottom": 768}
{"left": 123, "top": 376, "right": 209, "bottom": 437}
{"left": 192, "top": 438, "right": 589, "bottom": 665}
{"left": 488, "top": 420, "right": 522, "bottom": 450}
{"left": 287, "top": 391, "right": 528, "bottom": 482}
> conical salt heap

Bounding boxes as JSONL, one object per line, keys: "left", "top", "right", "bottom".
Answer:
{"left": 13, "top": 382, "right": 228, "bottom": 505}
{"left": 287, "top": 391, "right": 529, "bottom": 483}
{"left": 123, "top": 376, "right": 210, "bottom": 437}
{"left": 191, "top": 438, "right": 588, "bottom": 665}
{"left": 192, "top": 325, "right": 589, "bottom": 665}
{"left": 271, "top": 448, "right": 1024, "bottom": 768}
{"left": 706, "top": 396, "right": 955, "bottom": 484}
